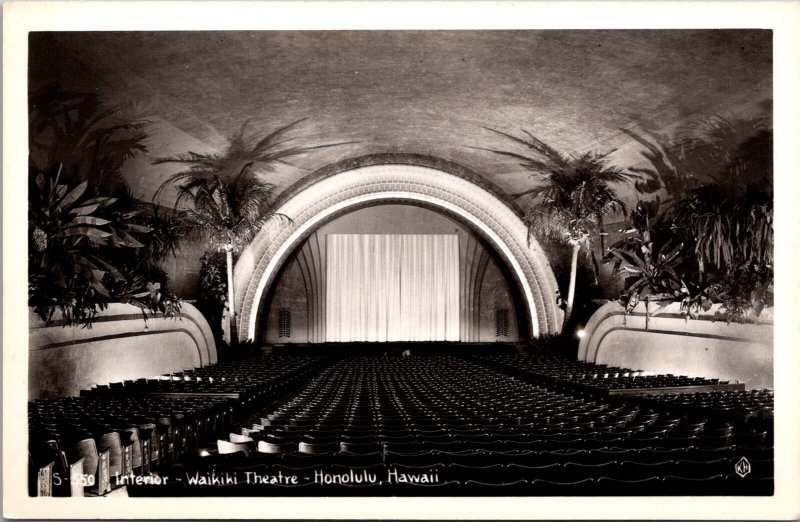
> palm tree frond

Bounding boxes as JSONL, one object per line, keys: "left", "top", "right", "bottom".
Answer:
{"left": 250, "top": 118, "right": 308, "bottom": 152}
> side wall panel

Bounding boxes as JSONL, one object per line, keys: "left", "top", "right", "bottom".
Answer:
{"left": 29, "top": 302, "right": 216, "bottom": 399}
{"left": 578, "top": 302, "right": 773, "bottom": 390}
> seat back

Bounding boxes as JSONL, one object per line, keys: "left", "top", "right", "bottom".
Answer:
{"left": 596, "top": 476, "right": 662, "bottom": 495}
{"left": 123, "top": 427, "right": 142, "bottom": 469}
{"left": 256, "top": 440, "right": 295, "bottom": 454}
{"left": 96, "top": 431, "right": 123, "bottom": 478}
{"left": 73, "top": 438, "right": 99, "bottom": 476}
{"left": 340, "top": 441, "right": 381, "bottom": 455}
{"left": 298, "top": 441, "right": 338, "bottom": 454}
{"left": 229, "top": 433, "right": 254, "bottom": 443}
{"left": 217, "top": 440, "right": 250, "bottom": 456}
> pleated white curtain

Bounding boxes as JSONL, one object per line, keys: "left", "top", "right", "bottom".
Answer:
{"left": 326, "top": 234, "right": 459, "bottom": 342}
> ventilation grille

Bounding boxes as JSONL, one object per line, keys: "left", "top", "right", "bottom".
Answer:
{"left": 495, "top": 308, "right": 509, "bottom": 338}
{"left": 278, "top": 308, "right": 292, "bottom": 338}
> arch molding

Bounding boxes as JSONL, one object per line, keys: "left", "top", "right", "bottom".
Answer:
{"left": 234, "top": 162, "right": 562, "bottom": 341}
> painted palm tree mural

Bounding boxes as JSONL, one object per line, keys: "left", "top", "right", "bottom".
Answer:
{"left": 478, "top": 130, "right": 632, "bottom": 331}
{"left": 29, "top": 84, "right": 150, "bottom": 194}
{"left": 155, "top": 120, "right": 350, "bottom": 344}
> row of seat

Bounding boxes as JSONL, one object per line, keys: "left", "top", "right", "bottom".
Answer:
{"left": 84, "top": 355, "right": 328, "bottom": 403}
{"left": 130, "top": 476, "right": 773, "bottom": 497}
{"left": 137, "top": 455, "right": 773, "bottom": 497}
{"left": 189, "top": 355, "right": 774, "bottom": 496}
{"left": 210, "top": 445, "right": 773, "bottom": 467}
{"left": 28, "top": 394, "right": 237, "bottom": 496}
{"left": 202, "top": 460, "right": 774, "bottom": 483}
{"left": 470, "top": 353, "right": 743, "bottom": 398}
{"left": 231, "top": 357, "right": 770, "bottom": 455}
{"left": 232, "top": 435, "right": 768, "bottom": 455}
{"left": 31, "top": 351, "right": 775, "bottom": 497}
{"left": 28, "top": 354, "right": 334, "bottom": 497}
{"left": 631, "top": 390, "right": 774, "bottom": 419}
{"left": 471, "top": 352, "right": 640, "bottom": 379}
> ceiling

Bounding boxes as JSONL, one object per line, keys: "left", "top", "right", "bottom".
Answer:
{"left": 29, "top": 30, "right": 772, "bottom": 206}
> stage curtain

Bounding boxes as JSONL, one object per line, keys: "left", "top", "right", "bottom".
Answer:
{"left": 326, "top": 234, "right": 460, "bottom": 342}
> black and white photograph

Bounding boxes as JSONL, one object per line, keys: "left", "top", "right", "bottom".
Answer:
{"left": 4, "top": 1, "right": 800, "bottom": 519}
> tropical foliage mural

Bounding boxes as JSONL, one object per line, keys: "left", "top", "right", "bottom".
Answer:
{"left": 482, "top": 108, "right": 773, "bottom": 332}
{"left": 27, "top": 86, "right": 183, "bottom": 326}
{"left": 611, "top": 112, "right": 773, "bottom": 324}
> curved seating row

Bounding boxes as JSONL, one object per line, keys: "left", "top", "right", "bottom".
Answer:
{"left": 139, "top": 451, "right": 773, "bottom": 496}
{"left": 31, "top": 352, "right": 774, "bottom": 497}
{"left": 469, "top": 353, "right": 745, "bottom": 399}
{"left": 28, "top": 354, "right": 332, "bottom": 496}
{"left": 189, "top": 355, "right": 774, "bottom": 497}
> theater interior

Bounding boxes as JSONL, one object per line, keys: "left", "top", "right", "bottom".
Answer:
{"left": 21, "top": 28, "right": 780, "bottom": 501}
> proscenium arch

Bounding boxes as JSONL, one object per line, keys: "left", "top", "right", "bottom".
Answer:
{"left": 234, "top": 159, "right": 562, "bottom": 341}
{"left": 259, "top": 199, "right": 535, "bottom": 344}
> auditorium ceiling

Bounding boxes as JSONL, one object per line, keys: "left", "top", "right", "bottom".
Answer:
{"left": 28, "top": 30, "right": 772, "bottom": 206}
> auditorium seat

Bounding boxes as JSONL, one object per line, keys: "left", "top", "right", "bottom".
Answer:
{"left": 426, "top": 441, "right": 468, "bottom": 453}
{"left": 435, "top": 451, "right": 501, "bottom": 467}
{"left": 217, "top": 440, "right": 251, "bottom": 456}
{"left": 389, "top": 480, "right": 461, "bottom": 496}
{"left": 686, "top": 447, "right": 737, "bottom": 462}
{"left": 697, "top": 434, "right": 733, "bottom": 449}
{"left": 298, "top": 441, "right": 339, "bottom": 454}
{"left": 377, "top": 434, "right": 417, "bottom": 444}
{"left": 383, "top": 441, "right": 431, "bottom": 454}
{"left": 256, "top": 440, "right": 296, "bottom": 454}
{"left": 120, "top": 427, "right": 143, "bottom": 472}
{"left": 229, "top": 433, "right": 254, "bottom": 443}
{"left": 331, "top": 452, "right": 384, "bottom": 467}
{"left": 72, "top": 437, "right": 99, "bottom": 481}
{"left": 618, "top": 460, "right": 676, "bottom": 480}
{"left": 660, "top": 435, "right": 699, "bottom": 449}
{"left": 662, "top": 474, "right": 727, "bottom": 495}
{"left": 529, "top": 477, "right": 594, "bottom": 495}
{"left": 734, "top": 429, "right": 768, "bottom": 449}
{"left": 445, "top": 463, "right": 505, "bottom": 483}
{"left": 28, "top": 458, "right": 54, "bottom": 497}
{"left": 505, "top": 463, "right": 565, "bottom": 482}
{"left": 462, "top": 479, "right": 529, "bottom": 495}
{"left": 280, "top": 452, "right": 336, "bottom": 467}
{"left": 385, "top": 451, "right": 444, "bottom": 468}
{"left": 339, "top": 441, "right": 381, "bottom": 455}
{"left": 676, "top": 457, "right": 730, "bottom": 476}
{"left": 563, "top": 461, "right": 620, "bottom": 480}
{"left": 595, "top": 476, "right": 661, "bottom": 495}
{"left": 95, "top": 431, "right": 123, "bottom": 479}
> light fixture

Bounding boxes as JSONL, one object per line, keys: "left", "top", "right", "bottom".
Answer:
{"left": 576, "top": 329, "right": 586, "bottom": 339}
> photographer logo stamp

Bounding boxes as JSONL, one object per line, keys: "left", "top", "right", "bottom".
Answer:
{"left": 735, "top": 457, "right": 751, "bottom": 478}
